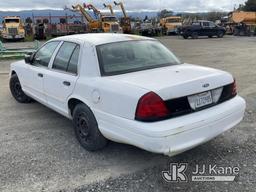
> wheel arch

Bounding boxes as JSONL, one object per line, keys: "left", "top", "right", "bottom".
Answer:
{"left": 68, "top": 97, "right": 92, "bottom": 117}
{"left": 11, "top": 70, "right": 17, "bottom": 76}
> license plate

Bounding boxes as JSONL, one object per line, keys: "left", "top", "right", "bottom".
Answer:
{"left": 188, "top": 91, "right": 213, "bottom": 110}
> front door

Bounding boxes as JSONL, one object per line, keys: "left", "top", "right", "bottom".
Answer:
{"left": 26, "top": 41, "right": 60, "bottom": 104}
{"left": 201, "top": 22, "right": 211, "bottom": 36}
{"left": 209, "top": 22, "right": 218, "bottom": 36}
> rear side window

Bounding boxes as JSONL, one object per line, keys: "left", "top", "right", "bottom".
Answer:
{"left": 52, "top": 42, "right": 80, "bottom": 74}
{"left": 68, "top": 46, "right": 80, "bottom": 74}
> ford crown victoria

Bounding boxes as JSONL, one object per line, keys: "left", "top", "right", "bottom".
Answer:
{"left": 9, "top": 34, "right": 246, "bottom": 156}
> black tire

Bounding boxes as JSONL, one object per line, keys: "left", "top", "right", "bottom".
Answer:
{"left": 73, "top": 104, "right": 108, "bottom": 151}
{"left": 182, "top": 34, "right": 188, "bottom": 39}
{"left": 208, "top": 35, "right": 213, "bottom": 38}
{"left": 9, "top": 74, "right": 32, "bottom": 103}
{"left": 191, "top": 32, "right": 198, "bottom": 39}
{"left": 217, "top": 31, "right": 224, "bottom": 38}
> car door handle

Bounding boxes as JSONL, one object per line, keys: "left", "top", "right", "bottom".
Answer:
{"left": 38, "top": 73, "right": 43, "bottom": 78}
{"left": 63, "top": 81, "right": 71, "bottom": 86}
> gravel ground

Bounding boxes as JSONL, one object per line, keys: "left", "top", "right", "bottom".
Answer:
{"left": 0, "top": 36, "right": 255, "bottom": 192}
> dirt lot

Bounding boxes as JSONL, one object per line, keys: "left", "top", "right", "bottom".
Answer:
{"left": 0, "top": 36, "right": 256, "bottom": 192}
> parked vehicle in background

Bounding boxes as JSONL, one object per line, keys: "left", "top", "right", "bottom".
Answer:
{"left": 139, "top": 21, "right": 156, "bottom": 36}
{"left": 179, "top": 20, "right": 226, "bottom": 39}
{"left": 160, "top": 16, "right": 182, "bottom": 35}
{"left": 72, "top": 4, "right": 121, "bottom": 33}
{"left": 228, "top": 11, "right": 256, "bottom": 36}
{"left": 114, "top": 1, "right": 132, "bottom": 34}
{"left": 137, "top": 20, "right": 161, "bottom": 36}
{"left": 0, "top": 24, "right": 3, "bottom": 38}
{"left": 1, "top": 16, "right": 25, "bottom": 41}
{"left": 9, "top": 34, "right": 245, "bottom": 156}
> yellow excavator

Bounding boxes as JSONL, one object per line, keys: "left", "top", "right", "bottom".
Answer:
{"left": 103, "top": 3, "right": 114, "bottom": 16}
{"left": 72, "top": 4, "right": 121, "bottom": 33}
{"left": 72, "top": 4, "right": 101, "bottom": 32}
{"left": 86, "top": 3, "right": 121, "bottom": 33}
{"left": 114, "top": 1, "right": 131, "bottom": 34}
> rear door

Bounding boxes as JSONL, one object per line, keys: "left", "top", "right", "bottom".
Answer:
{"left": 44, "top": 41, "right": 81, "bottom": 116}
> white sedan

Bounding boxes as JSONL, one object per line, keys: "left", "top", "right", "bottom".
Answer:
{"left": 9, "top": 34, "right": 246, "bottom": 156}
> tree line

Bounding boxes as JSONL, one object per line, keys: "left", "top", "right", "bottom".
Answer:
{"left": 238, "top": 0, "right": 256, "bottom": 11}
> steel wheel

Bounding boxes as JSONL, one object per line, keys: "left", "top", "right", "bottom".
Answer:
{"left": 73, "top": 104, "right": 108, "bottom": 151}
{"left": 76, "top": 112, "right": 91, "bottom": 142}
{"left": 9, "top": 74, "right": 32, "bottom": 103}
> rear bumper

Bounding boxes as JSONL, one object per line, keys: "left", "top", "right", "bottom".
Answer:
{"left": 95, "top": 96, "right": 246, "bottom": 156}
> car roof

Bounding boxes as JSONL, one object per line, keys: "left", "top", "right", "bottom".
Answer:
{"left": 53, "top": 33, "right": 154, "bottom": 46}
{"left": 164, "top": 16, "right": 181, "bottom": 19}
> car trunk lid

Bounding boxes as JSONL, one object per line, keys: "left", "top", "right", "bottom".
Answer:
{"left": 106, "top": 64, "right": 234, "bottom": 100}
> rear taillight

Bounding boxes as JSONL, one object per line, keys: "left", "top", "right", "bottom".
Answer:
{"left": 135, "top": 92, "right": 170, "bottom": 122}
{"left": 231, "top": 79, "right": 237, "bottom": 96}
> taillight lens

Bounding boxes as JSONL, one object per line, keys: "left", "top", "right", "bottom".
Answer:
{"left": 135, "top": 92, "right": 170, "bottom": 121}
{"left": 231, "top": 79, "right": 237, "bottom": 96}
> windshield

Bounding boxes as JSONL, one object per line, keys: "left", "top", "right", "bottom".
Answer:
{"left": 97, "top": 40, "right": 181, "bottom": 76}
{"left": 102, "top": 17, "right": 117, "bottom": 22}
{"left": 5, "top": 19, "right": 20, "bottom": 23}
{"left": 167, "top": 18, "right": 181, "bottom": 23}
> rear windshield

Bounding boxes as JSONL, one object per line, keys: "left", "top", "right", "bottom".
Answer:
{"left": 96, "top": 40, "right": 181, "bottom": 76}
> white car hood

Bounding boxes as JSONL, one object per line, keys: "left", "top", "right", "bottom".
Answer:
{"left": 106, "top": 64, "right": 234, "bottom": 100}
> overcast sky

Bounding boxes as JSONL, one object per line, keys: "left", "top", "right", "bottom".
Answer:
{"left": 0, "top": 0, "right": 247, "bottom": 12}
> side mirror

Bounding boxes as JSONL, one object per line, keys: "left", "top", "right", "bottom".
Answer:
{"left": 24, "top": 52, "right": 34, "bottom": 64}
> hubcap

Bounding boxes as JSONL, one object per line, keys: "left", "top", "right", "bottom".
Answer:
{"left": 14, "top": 82, "right": 22, "bottom": 99}
{"left": 77, "top": 113, "right": 90, "bottom": 141}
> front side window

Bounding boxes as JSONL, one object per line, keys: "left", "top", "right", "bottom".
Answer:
{"left": 97, "top": 40, "right": 181, "bottom": 76}
{"left": 203, "top": 22, "right": 210, "bottom": 27}
{"left": 33, "top": 41, "right": 60, "bottom": 67}
{"left": 52, "top": 42, "right": 80, "bottom": 74}
{"left": 209, "top": 22, "right": 216, "bottom": 28}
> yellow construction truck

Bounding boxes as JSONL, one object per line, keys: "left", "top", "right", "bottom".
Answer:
{"left": 160, "top": 16, "right": 182, "bottom": 35}
{"left": 72, "top": 4, "right": 121, "bottom": 33}
{"left": 1, "top": 16, "right": 25, "bottom": 41}
{"left": 114, "top": 1, "right": 131, "bottom": 34}
{"left": 227, "top": 11, "right": 256, "bottom": 36}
